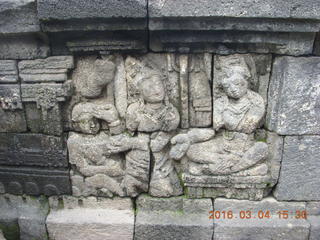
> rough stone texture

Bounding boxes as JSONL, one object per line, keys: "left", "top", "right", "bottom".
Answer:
{"left": 274, "top": 136, "right": 320, "bottom": 201}
{"left": 0, "top": 34, "right": 50, "bottom": 60}
{"left": 307, "top": 202, "right": 320, "bottom": 216}
{"left": 0, "top": 167, "right": 71, "bottom": 196}
{"left": 135, "top": 195, "right": 213, "bottom": 240}
{"left": 214, "top": 197, "right": 310, "bottom": 240}
{"left": 171, "top": 129, "right": 282, "bottom": 200}
{"left": 0, "top": 133, "right": 67, "bottom": 168}
{"left": 46, "top": 196, "right": 134, "bottom": 240}
{"left": 150, "top": 31, "right": 315, "bottom": 55}
{"left": 266, "top": 56, "right": 320, "bottom": 135}
{"left": 0, "top": 0, "right": 40, "bottom": 34}
{"left": 0, "top": 84, "right": 27, "bottom": 133}
{"left": 18, "top": 56, "right": 74, "bottom": 82}
{"left": 0, "top": 61, "right": 18, "bottom": 83}
{"left": 308, "top": 216, "right": 320, "bottom": 240}
{"left": 21, "top": 81, "right": 73, "bottom": 135}
{"left": 68, "top": 132, "right": 150, "bottom": 198}
{"left": 0, "top": 194, "right": 49, "bottom": 240}
{"left": 149, "top": 0, "right": 320, "bottom": 20}
{"left": 38, "top": 0, "right": 147, "bottom": 21}
{"left": 213, "top": 54, "right": 266, "bottom": 134}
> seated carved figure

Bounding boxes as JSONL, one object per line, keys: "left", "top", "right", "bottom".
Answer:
{"left": 214, "top": 55, "right": 265, "bottom": 134}
{"left": 126, "top": 72, "right": 180, "bottom": 132}
{"left": 170, "top": 129, "right": 268, "bottom": 176}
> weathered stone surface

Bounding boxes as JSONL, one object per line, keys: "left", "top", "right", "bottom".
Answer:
{"left": 0, "top": 61, "right": 18, "bottom": 83}
{"left": 18, "top": 56, "right": 74, "bottom": 82}
{"left": 46, "top": 196, "right": 134, "bottom": 240}
{"left": 309, "top": 216, "right": 320, "bottom": 240}
{"left": 135, "top": 195, "right": 213, "bottom": 240}
{"left": 170, "top": 129, "right": 282, "bottom": 200}
{"left": 21, "top": 81, "right": 73, "bottom": 135}
{"left": 0, "top": 133, "right": 67, "bottom": 168}
{"left": 274, "top": 136, "right": 320, "bottom": 201}
{"left": 307, "top": 202, "right": 320, "bottom": 216}
{"left": 0, "top": 34, "right": 50, "bottom": 60}
{"left": 0, "top": 84, "right": 27, "bottom": 133}
{"left": 0, "top": 167, "right": 71, "bottom": 196}
{"left": 0, "top": 0, "right": 40, "bottom": 34}
{"left": 266, "top": 56, "right": 320, "bottom": 135}
{"left": 214, "top": 197, "right": 310, "bottom": 240}
{"left": 213, "top": 54, "right": 266, "bottom": 134}
{"left": 38, "top": 0, "right": 147, "bottom": 22}
{"left": 68, "top": 132, "right": 150, "bottom": 197}
{"left": 0, "top": 194, "right": 49, "bottom": 240}
{"left": 149, "top": 0, "right": 320, "bottom": 20}
{"left": 150, "top": 31, "right": 315, "bottom": 55}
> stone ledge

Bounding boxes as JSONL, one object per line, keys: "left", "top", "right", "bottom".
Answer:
{"left": 135, "top": 195, "right": 213, "bottom": 240}
{"left": 46, "top": 196, "right": 134, "bottom": 240}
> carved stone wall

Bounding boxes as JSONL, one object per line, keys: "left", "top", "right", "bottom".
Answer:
{"left": 0, "top": 1, "right": 320, "bottom": 240}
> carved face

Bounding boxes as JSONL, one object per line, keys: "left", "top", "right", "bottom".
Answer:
{"left": 222, "top": 70, "right": 249, "bottom": 99}
{"left": 140, "top": 75, "right": 165, "bottom": 103}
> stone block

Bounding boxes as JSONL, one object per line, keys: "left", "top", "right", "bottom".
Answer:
{"left": 0, "top": 34, "right": 50, "bottom": 60}
{"left": 150, "top": 31, "right": 315, "bottom": 55}
{"left": 149, "top": 0, "right": 320, "bottom": 20}
{"left": 0, "top": 61, "right": 18, "bottom": 83}
{"left": 307, "top": 202, "right": 320, "bottom": 216}
{"left": 38, "top": 0, "right": 147, "bottom": 22}
{"left": 308, "top": 216, "right": 320, "bottom": 240}
{"left": 46, "top": 196, "right": 134, "bottom": 240}
{"left": 0, "top": 0, "right": 40, "bottom": 34}
{"left": 274, "top": 136, "right": 320, "bottom": 201}
{"left": 0, "top": 84, "right": 27, "bottom": 133}
{"left": 135, "top": 195, "right": 213, "bottom": 240}
{"left": 21, "top": 81, "right": 73, "bottom": 135}
{"left": 0, "top": 167, "right": 71, "bottom": 196}
{"left": 0, "top": 194, "right": 49, "bottom": 240}
{"left": 0, "top": 133, "right": 67, "bottom": 168}
{"left": 213, "top": 197, "right": 310, "bottom": 240}
{"left": 266, "top": 56, "right": 320, "bottom": 135}
{"left": 18, "top": 56, "right": 74, "bottom": 82}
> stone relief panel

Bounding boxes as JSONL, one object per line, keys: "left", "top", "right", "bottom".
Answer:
{"left": 67, "top": 53, "right": 280, "bottom": 200}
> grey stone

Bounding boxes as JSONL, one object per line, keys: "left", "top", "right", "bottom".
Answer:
{"left": 0, "top": 34, "right": 50, "bottom": 60}
{"left": 135, "top": 195, "right": 213, "bottom": 240}
{"left": 0, "top": 167, "right": 71, "bottom": 196}
{"left": 0, "top": 230, "right": 5, "bottom": 240}
{"left": 0, "top": 61, "right": 18, "bottom": 83}
{"left": 0, "top": 133, "right": 68, "bottom": 168}
{"left": 21, "top": 81, "right": 73, "bottom": 135}
{"left": 213, "top": 54, "right": 266, "bottom": 134}
{"left": 46, "top": 196, "right": 134, "bottom": 240}
{"left": 214, "top": 197, "right": 310, "bottom": 240}
{"left": 18, "top": 56, "right": 74, "bottom": 83}
{"left": 149, "top": 0, "right": 320, "bottom": 20}
{"left": 170, "top": 128, "right": 282, "bottom": 200}
{"left": 0, "top": 194, "right": 49, "bottom": 240}
{"left": 149, "top": 131, "right": 183, "bottom": 197}
{"left": 308, "top": 216, "right": 320, "bottom": 240}
{"left": 38, "top": 0, "right": 147, "bottom": 22}
{"left": 0, "top": 0, "right": 40, "bottom": 34}
{"left": 307, "top": 202, "right": 320, "bottom": 216}
{"left": 266, "top": 56, "right": 320, "bottom": 135}
{"left": 68, "top": 132, "right": 150, "bottom": 197}
{"left": 274, "top": 136, "right": 320, "bottom": 201}
{"left": 150, "top": 31, "right": 315, "bottom": 55}
{"left": 0, "top": 85, "right": 27, "bottom": 133}
{"left": 72, "top": 55, "right": 116, "bottom": 98}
